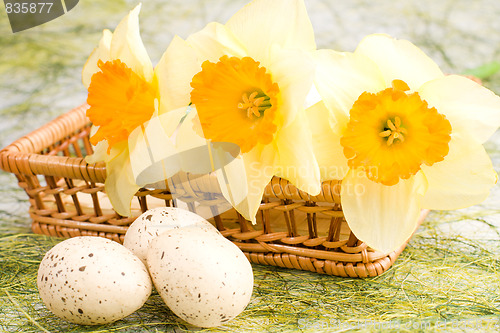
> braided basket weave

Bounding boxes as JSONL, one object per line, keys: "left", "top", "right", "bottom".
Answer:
{"left": 0, "top": 105, "right": 426, "bottom": 278}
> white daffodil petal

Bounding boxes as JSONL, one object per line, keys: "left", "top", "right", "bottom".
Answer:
{"left": 418, "top": 75, "right": 500, "bottom": 144}
{"left": 356, "top": 34, "right": 444, "bottom": 89}
{"left": 109, "top": 4, "right": 153, "bottom": 82}
{"left": 341, "top": 170, "right": 427, "bottom": 253}
{"left": 156, "top": 36, "right": 201, "bottom": 113}
{"left": 105, "top": 148, "right": 140, "bottom": 217}
{"left": 312, "top": 49, "right": 386, "bottom": 131}
{"left": 421, "top": 132, "right": 498, "bottom": 210}
{"left": 273, "top": 110, "right": 321, "bottom": 196}
{"left": 82, "top": 29, "right": 112, "bottom": 88}
{"left": 226, "top": 0, "right": 315, "bottom": 61}
{"left": 268, "top": 47, "right": 315, "bottom": 126}
{"left": 306, "top": 101, "right": 349, "bottom": 181}
{"left": 186, "top": 22, "right": 247, "bottom": 63}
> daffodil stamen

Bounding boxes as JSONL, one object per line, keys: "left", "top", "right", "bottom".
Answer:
{"left": 238, "top": 91, "right": 272, "bottom": 119}
{"left": 341, "top": 79, "right": 452, "bottom": 185}
{"left": 379, "top": 116, "right": 407, "bottom": 146}
{"left": 191, "top": 56, "right": 280, "bottom": 153}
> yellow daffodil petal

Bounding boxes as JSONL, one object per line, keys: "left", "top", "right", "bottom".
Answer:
{"left": 226, "top": 0, "right": 315, "bottom": 61}
{"left": 341, "top": 170, "right": 427, "bottom": 253}
{"left": 129, "top": 108, "right": 188, "bottom": 187}
{"left": 268, "top": 47, "right": 315, "bottom": 126}
{"left": 312, "top": 49, "right": 386, "bottom": 132}
{"left": 173, "top": 108, "right": 240, "bottom": 175}
{"left": 84, "top": 125, "right": 108, "bottom": 164}
{"left": 158, "top": 106, "right": 189, "bottom": 137}
{"left": 356, "top": 34, "right": 444, "bottom": 89}
{"left": 85, "top": 140, "right": 108, "bottom": 164}
{"left": 239, "top": 145, "right": 276, "bottom": 222}
{"left": 187, "top": 141, "right": 274, "bottom": 223}
{"left": 418, "top": 74, "right": 500, "bottom": 144}
{"left": 420, "top": 132, "right": 498, "bottom": 210}
{"left": 215, "top": 156, "right": 250, "bottom": 219}
{"left": 85, "top": 148, "right": 103, "bottom": 166}
{"left": 173, "top": 109, "right": 276, "bottom": 223}
{"left": 105, "top": 147, "right": 141, "bottom": 217}
{"left": 186, "top": 22, "right": 247, "bottom": 63}
{"left": 159, "top": 22, "right": 247, "bottom": 114}
{"left": 176, "top": 109, "right": 204, "bottom": 147}
{"left": 109, "top": 4, "right": 153, "bottom": 82}
{"left": 273, "top": 110, "right": 321, "bottom": 196}
{"left": 304, "top": 85, "right": 322, "bottom": 109}
{"left": 85, "top": 128, "right": 126, "bottom": 165}
{"left": 82, "top": 29, "right": 112, "bottom": 88}
{"left": 175, "top": 109, "right": 213, "bottom": 174}
{"left": 155, "top": 36, "right": 201, "bottom": 113}
{"left": 306, "top": 101, "right": 349, "bottom": 181}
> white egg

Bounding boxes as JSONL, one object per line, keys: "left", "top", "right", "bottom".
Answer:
{"left": 123, "top": 207, "right": 220, "bottom": 264}
{"left": 147, "top": 227, "right": 253, "bottom": 327}
{"left": 37, "top": 236, "right": 152, "bottom": 325}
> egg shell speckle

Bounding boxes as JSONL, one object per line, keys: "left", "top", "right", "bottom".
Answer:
{"left": 147, "top": 227, "right": 253, "bottom": 328}
{"left": 124, "top": 207, "right": 221, "bottom": 264}
{"left": 37, "top": 236, "right": 152, "bottom": 325}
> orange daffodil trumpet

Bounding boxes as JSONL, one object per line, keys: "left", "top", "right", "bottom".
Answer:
{"left": 83, "top": 5, "right": 185, "bottom": 216}
{"left": 162, "top": 0, "right": 322, "bottom": 222}
{"left": 311, "top": 34, "right": 500, "bottom": 253}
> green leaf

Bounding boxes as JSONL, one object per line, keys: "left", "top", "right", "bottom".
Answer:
{"left": 462, "top": 61, "right": 500, "bottom": 79}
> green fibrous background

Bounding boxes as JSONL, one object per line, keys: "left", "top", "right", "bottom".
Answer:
{"left": 1, "top": 0, "right": 500, "bottom": 332}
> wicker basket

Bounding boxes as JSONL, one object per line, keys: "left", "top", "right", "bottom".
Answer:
{"left": 0, "top": 105, "right": 426, "bottom": 278}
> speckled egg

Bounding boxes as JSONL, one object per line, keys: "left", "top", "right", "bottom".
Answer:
{"left": 37, "top": 236, "right": 152, "bottom": 325}
{"left": 123, "top": 207, "right": 220, "bottom": 264}
{"left": 147, "top": 227, "right": 253, "bottom": 327}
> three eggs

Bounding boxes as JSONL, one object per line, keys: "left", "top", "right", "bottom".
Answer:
{"left": 37, "top": 207, "right": 254, "bottom": 327}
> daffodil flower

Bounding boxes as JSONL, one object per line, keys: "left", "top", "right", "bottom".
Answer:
{"left": 311, "top": 34, "right": 500, "bottom": 252}
{"left": 161, "top": 0, "right": 321, "bottom": 221}
{"left": 83, "top": 5, "right": 185, "bottom": 216}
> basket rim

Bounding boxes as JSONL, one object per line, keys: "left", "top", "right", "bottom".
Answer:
{"left": 0, "top": 104, "right": 107, "bottom": 183}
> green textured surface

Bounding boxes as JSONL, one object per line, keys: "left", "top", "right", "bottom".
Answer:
{"left": 1, "top": 1, "right": 500, "bottom": 332}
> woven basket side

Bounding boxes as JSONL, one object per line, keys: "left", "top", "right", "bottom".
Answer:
{"left": 0, "top": 104, "right": 420, "bottom": 278}
{"left": 0, "top": 106, "right": 122, "bottom": 242}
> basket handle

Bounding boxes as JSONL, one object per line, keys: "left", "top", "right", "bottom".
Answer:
{"left": 0, "top": 104, "right": 106, "bottom": 183}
